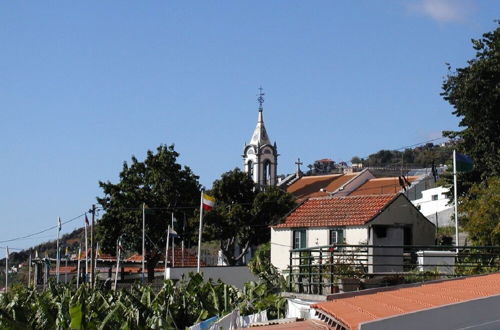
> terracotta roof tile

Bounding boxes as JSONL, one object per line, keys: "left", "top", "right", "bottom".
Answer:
{"left": 312, "top": 273, "right": 500, "bottom": 330}
{"left": 126, "top": 248, "right": 205, "bottom": 267}
{"left": 348, "top": 177, "right": 418, "bottom": 196}
{"left": 273, "top": 194, "right": 397, "bottom": 228}
{"left": 287, "top": 174, "right": 358, "bottom": 201}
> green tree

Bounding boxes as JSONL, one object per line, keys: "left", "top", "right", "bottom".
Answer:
{"left": 96, "top": 145, "right": 200, "bottom": 281}
{"left": 442, "top": 22, "right": 500, "bottom": 182}
{"left": 461, "top": 177, "right": 500, "bottom": 245}
{"left": 203, "top": 169, "right": 296, "bottom": 265}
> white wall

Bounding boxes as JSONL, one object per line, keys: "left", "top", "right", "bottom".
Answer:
{"left": 412, "top": 186, "right": 451, "bottom": 217}
{"left": 345, "top": 227, "right": 368, "bottom": 245}
{"left": 270, "top": 226, "right": 368, "bottom": 272}
{"left": 271, "top": 228, "right": 292, "bottom": 272}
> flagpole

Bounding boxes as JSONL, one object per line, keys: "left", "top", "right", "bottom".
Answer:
{"left": 197, "top": 191, "right": 204, "bottom": 273}
{"left": 165, "top": 225, "right": 170, "bottom": 280}
{"left": 28, "top": 254, "right": 32, "bottom": 288}
{"left": 171, "top": 213, "right": 175, "bottom": 268}
{"left": 76, "top": 244, "right": 81, "bottom": 288}
{"left": 65, "top": 249, "right": 68, "bottom": 284}
{"left": 56, "top": 217, "right": 61, "bottom": 283}
{"left": 114, "top": 239, "right": 121, "bottom": 290}
{"left": 453, "top": 150, "right": 459, "bottom": 253}
{"left": 85, "top": 215, "right": 88, "bottom": 282}
{"left": 142, "top": 202, "right": 146, "bottom": 283}
{"left": 5, "top": 247, "right": 8, "bottom": 293}
{"left": 94, "top": 242, "right": 99, "bottom": 281}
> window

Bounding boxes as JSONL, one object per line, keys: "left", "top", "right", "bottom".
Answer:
{"left": 263, "top": 160, "right": 272, "bottom": 184}
{"left": 329, "top": 228, "right": 344, "bottom": 245}
{"left": 431, "top": 194, "right": 438, "bottom": 201}
{"left": 293, "top": 230, "right": 306, "bottom": 249}
{"left": 247, "top": 161, "right": 253, "bottom": 177}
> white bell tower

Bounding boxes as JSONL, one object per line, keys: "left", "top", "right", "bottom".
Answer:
{"left": 242, "top": 88, "right": 278, "bottom": 187}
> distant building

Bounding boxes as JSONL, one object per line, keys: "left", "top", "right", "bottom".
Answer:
{"left": 412, "top": 186, "right": 453, "bottom": 226}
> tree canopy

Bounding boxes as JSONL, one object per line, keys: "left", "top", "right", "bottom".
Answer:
{"left": 442, "top": 22, "right": 500, "bottom": 180}
{"left": 96, "top": 145, "right": 200, "bottom": 280}
{"left": 203, "top": 168, "right": 296, "bottom": 265}
{"left": 440, "top": 23, "right": 500, "bottom": 246}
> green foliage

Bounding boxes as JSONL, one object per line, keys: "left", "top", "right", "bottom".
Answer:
{"left": 248, "top": 243, "right": 286, "bottom": 292}
{"left": 461, "top": 176, "right": 500, "bottom": 245}
{"left": 442, "top": 23, "right": 500, "bottom": 181}
{"left": 96, "top": 145, "right": 201, "bottom": 281}
{"left": 362, "top": 143, "right": 452, "bottom": 168}
{"left": 204, "top": 169, "right": 296, "bottom": 265}
{"left": 0, "top": 273, "right": 285, "bottom": 329}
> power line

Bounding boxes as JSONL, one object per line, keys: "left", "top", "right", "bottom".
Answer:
{"left": 0, "top": 213, "right": 86, "bottom": 244}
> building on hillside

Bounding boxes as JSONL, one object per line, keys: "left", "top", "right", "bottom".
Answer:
{"left": 412, "top": 186, "right": 453, "bottom": 226}
{"left": 308, "top": 158, "right": 336, "bottom": 175}
{"left": 242, "top": 88, "right": 278, "bottom": 187}
{"left": 270, "top": 193, "right": 435, "bottom": 272}
{"left": 282, "top": 169, "right": 375, "bottom": 202}
{"left": 281, "top": 167, "right": 443, "bottom": 203}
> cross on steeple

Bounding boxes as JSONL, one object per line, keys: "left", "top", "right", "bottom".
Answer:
{"left": 295, "top": 158, "right": 303, "bottom": 173}
{"left": 257, "top": 86, "right": 265, "bottom": 111}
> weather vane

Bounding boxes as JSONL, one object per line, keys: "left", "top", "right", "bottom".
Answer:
{"left": 257, "top": 86, "right": 265, "bottom": 111}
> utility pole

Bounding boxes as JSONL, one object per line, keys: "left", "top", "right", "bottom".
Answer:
{"left": 89, "top": 204, "right": 96, "bottom": 288}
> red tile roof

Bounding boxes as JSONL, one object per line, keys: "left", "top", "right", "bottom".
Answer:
{"left": 312, "top": 273, "right": 500, "bottom": 330}
{"left": 287, "top": 174, "right": 358, "bottom": 201}
{"left": 273, "top": 194, "right": 397, "bottom": 228}
{"left": 348, "top": 177, "right": 418, "bottom": 196}
{"left": 126, "top": 248, "right": 205, "bottom": 267}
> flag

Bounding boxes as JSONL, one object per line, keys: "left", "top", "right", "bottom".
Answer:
{"left": 35, "top": 250, "right": 39, "bottom": 259}
{"left": 456, "top": 152, "right": 473, "bottom": 172}
{"left": 5, "top": 247, "right": 9, "bottom": 260}
{"left": 58, "top": 217, "right": 62, "bottom": 232}
{"left": 65, "top": 247, "right": 69, "bottom": 257}
{"left": 84, "top": 214, "right": 89, "bottom": 226}
{"left": 117, "top": 239, "right": 124, "bottom": 252}
{"left": 168, "top": 227, "right": 178, "bottom": 237}
{"left": 202, "top": 194, "right": 215, "bottom": 211}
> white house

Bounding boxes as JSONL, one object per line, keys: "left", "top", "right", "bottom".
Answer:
{"left": 270, "top": 193, "right": 435, "bottom": 272}
{"left": 412, "top": 186, "right": 453, "bottom": 226}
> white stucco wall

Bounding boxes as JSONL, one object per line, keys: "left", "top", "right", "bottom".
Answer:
{"left": 270, "top": 228, "right": 292, "bottom": 272}
{"left": 345, "top": 227, "right": 368, "bottom": 245}
{"left": 412, "top": 186, "right": 451, "bottom": 216}
{"left": 270, "top": 226, "right": 369, "bottom": 272}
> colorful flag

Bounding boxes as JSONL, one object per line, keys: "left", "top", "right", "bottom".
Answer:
{"left": 456, "top": 152, "right": 473, "bottom": 172}
{"left": 202, "top": 194, "right": 215, "bottom": 211}
{"left": 65, "top": 247, "right": 69, "bottom": 257}
{"left": 84, "top": 214, "right": 89, "bottom": 226}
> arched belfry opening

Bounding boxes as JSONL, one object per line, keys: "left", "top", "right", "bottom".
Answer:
{"left": 242, "top": 88, "right": 278, "bottom": 187}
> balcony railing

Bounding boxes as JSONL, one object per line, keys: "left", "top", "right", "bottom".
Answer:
{"left": 287, "top": 244, "right": 500, "bottom": 294}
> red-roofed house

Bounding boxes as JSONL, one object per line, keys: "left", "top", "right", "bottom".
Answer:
{"left": 270, "top": 193, "right": 435, "bottom": 272}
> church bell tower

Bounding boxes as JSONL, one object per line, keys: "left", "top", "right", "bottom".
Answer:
{"left": 242, "top": 88, "right": 278, "bottom": 187}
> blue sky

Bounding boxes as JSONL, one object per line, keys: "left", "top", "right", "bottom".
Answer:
{"left": 1, "top": 0, "right": 499, "bottom": 251}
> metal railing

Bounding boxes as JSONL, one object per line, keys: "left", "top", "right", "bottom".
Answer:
{"left": 287, "top": 244, "right": 500, "bottom": 294}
